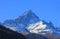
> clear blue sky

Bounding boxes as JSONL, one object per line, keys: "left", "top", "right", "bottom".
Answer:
{"left": 0, "top": 0, "right": 60, "bottom": 26}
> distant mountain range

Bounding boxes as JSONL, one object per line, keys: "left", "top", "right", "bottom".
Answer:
{"left": 0, "top": 10, "right": 60, "bottom": 36}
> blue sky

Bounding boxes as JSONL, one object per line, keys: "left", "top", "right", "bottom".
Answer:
{"left": 0, "top": 0, "right": 60, "bottom": 26}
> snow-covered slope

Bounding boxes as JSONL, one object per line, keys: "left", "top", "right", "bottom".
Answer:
{"left": 26, "top": 21, "right": 54, "bottom": 34}
{"left": 27, "top": 21, "right": 47, "bottom": 33}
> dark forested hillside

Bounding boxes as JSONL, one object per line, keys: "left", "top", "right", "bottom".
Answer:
{"left": 0, "top": 25, "right": 26, "bottom": 39}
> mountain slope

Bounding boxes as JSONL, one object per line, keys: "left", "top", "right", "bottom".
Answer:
{"left": 1, "top": 10, "right": 60, "bottom": 36}
{"left": 2, "top": 10, "right": 40, "bottom": 32}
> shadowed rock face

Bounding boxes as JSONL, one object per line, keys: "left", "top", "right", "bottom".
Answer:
{"left": 26, "top": 33, "right": 49, "bottom": 39}
{"left": 0, "top": 25, "right": 26, "bottom": 39}
{"left": 43, "top": 33, "right": 60, "bottom": 39}
{"left": 19, "top": 32, "right": 60, "bottom": 39}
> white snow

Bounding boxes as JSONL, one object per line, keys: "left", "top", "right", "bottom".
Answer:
{"left": 27, "top": 21, "right": 47, "bottom": 33}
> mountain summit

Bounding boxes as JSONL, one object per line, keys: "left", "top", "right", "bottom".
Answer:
{"left": 15, "top": 10, "right": 40, "bottom": 26}
{"left": 3, "top": 10, "right": 40, "bottom": 32}
{"left": 1, "top": 10, "right": 60, "bottom": 36}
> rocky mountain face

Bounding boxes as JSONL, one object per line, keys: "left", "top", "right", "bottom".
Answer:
{"left": 0, "top": 10, "right": 60, "bottom": 38}
{"left": 2, "top": 10, "right": 40, "bottom": 32}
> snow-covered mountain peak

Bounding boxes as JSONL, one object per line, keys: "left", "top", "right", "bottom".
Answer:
{"left": 1, "top": 10, "right": 60, "bottom": 36}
